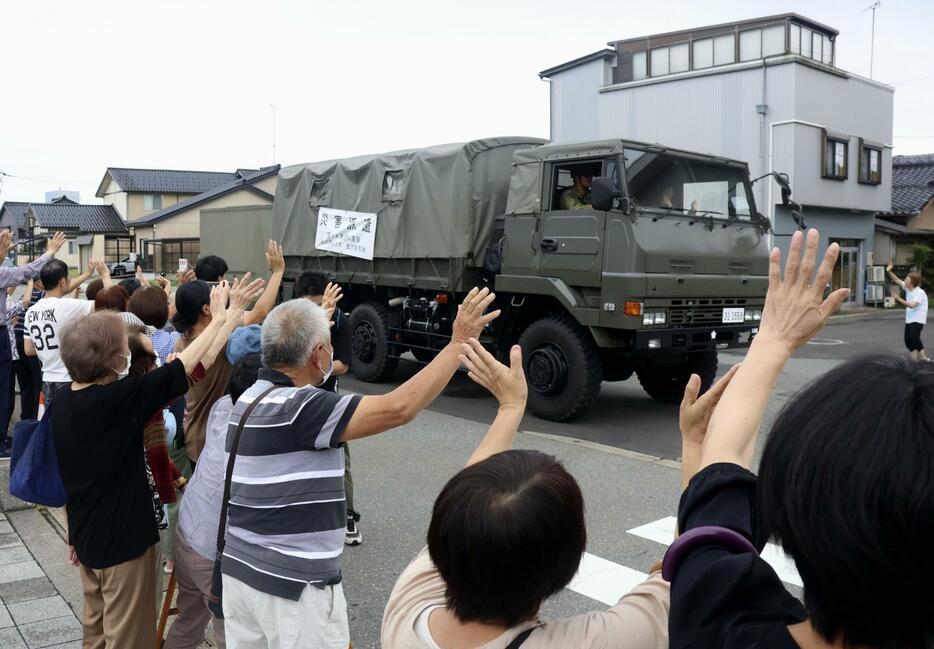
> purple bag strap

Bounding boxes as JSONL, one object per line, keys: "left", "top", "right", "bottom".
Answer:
{"left": 662, "top": 525, "right": 757, "bottom": 582}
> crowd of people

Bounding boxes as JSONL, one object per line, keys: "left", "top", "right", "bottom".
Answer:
{"left": 0, "top": 227, "right": 931, "bottom": 649}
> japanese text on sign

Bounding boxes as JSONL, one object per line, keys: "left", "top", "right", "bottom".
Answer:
{"left": 314, "top": 208, "right": 378, "bottom": 260}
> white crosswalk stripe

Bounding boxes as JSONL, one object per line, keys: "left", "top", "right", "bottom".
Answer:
{"left": 566, "top": 516, "right": 802, "bottom": 606}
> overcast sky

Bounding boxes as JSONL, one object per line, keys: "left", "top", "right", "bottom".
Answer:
{"left": 1, "top": 0, "right": 931, "bottom": 204}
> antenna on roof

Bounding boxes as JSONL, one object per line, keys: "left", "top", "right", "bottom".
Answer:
{"left": 864, "top": 0, "right": 881, "bottom": 79}
{"left": 269, "top": 104, "right": 278, "bottom": 164}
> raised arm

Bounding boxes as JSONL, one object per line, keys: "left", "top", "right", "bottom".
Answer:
{"left": 67, "top": 263, "right": 94, "bottom": 293}
{"left": 457, "top": 340, "right": 527, "bottom": 467}
{"left": 199, "top": 274, "right": 265, "bottom": 372}
{"left": 19, "top": 279, "right": 33, "bottom": 309}
{"left": 90, "top": 259, "right": 113, "bottom": 290}
{"left": 175, "top": 283, "right": 230, "bottom": 374}
{"left": 340, "top": 287, "right": 500, "bottom": 442}
{"left": 699, "top": 229, "right": 849, "bottom": 471}
{"left": 243, "top": 240, "right": 284, "bottom": 326}
{"left": 886, "top": 261, "right": 905, "bottom": 288}
{"left": 0, "top": 231, "right": 64, "bottom": 289}
{"left": 678, "top": 364, "right": 739, "bottom": 489}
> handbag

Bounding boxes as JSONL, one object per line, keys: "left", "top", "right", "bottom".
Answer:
{"left": 9, "top": 405, "right": 68, "bottom": 507}
{"left": 208, "top": 385, "right": 277, "bottom": 619}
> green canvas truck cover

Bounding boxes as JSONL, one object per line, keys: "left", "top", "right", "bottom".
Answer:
{"left": 273, "top": 137, "right": 546, "bottom": 264}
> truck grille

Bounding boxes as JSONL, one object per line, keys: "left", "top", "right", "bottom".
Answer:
{"left": 668, "top": 298, "right": 750, "bottom": 326}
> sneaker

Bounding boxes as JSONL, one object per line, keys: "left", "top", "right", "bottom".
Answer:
{"left": 345, "top": 513, "right": 363, "bottom": 546}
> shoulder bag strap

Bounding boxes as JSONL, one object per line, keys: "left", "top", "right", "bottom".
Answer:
{"left": 214, "top": 384, "right": 278, "bottom": 558}
{"left": 504, "top": 626, "right": 536, "bottom": 649}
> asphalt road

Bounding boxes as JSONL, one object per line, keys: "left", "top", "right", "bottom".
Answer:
{"left": 340, "top": 312, "right": 911, "bottom": 461}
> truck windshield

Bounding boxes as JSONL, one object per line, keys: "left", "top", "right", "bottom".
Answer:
{"left": 622, "top": 148, "right": 753, "bottom": 220}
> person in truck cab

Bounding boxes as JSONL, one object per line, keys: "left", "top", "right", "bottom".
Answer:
{"left": 559, "top": 169, "right": 593, "bottom": 210}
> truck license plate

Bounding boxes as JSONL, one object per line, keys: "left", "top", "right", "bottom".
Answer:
{"left": 722, "top": 308, "right": 745, "bottom": 324}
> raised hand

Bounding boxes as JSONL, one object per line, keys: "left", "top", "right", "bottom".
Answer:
{"left": 46, "top": 232, "right": 66, "bottom": 256}
{"left": 209, "top": 281, "right": 231, "bottom": 323}
{"left": 322, "top": 282, "right": 343, "bottom": 312}
{"left": 177, "top": 269, "right": 195, "bottom": 286}
{"left": 886, "top": 261, "right": 894, "bottom": 272}
{"left": 135, "top": 265, "right": 147, "bottom": 286}
{"left": 89, "top": 259, "right": 109, "bottom": 277}
{"left": 266, "top": 240, "right": 285, "bottom": 274}
{"left": 0, "top": 230, "right": 12, "bottom": 259}
{"left": 459, "top": 339, "right": 527, "bottom": 411}
{"left": 228, "top": 273, "right": 265, "bottom": 312}
{"left": 679, "top": 365, "right": 740, "bottom": 446}
{"left": 451, "top": 287, "right": 500, "bottom": 343}
{"left": 757, "top": 229, "right": 849, "bottom": 355}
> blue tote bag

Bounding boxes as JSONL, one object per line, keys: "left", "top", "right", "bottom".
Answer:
{"left": 9, "top": 406, "right": 68, "bottom": 507}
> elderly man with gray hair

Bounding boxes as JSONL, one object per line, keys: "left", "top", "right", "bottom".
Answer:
{"left": 219, "top": 288, "right": 499, "bottom": 649}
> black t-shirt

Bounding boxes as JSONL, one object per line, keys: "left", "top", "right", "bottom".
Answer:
{"left": 321, "top": 309, "right": 352, "bottom": 393}
{"left": 52, "top": 359, "right": 189, "bottom": 569}
{"left": 670, "top": 463, "right": 807, "bottom": 649}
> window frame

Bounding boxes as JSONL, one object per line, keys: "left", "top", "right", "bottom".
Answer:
{"left": 857, "top": 139, "right": 883, "bottom": 186}
{"left": 143, "top": 194, "right": 162, "bottom": 211}
{"left": 821, "top": 130, "right": 849, "bottom": 181}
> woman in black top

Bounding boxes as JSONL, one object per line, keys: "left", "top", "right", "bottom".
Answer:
{"left": 669, "top": 229, "right": 934, "bottom": 648}
{"left": 53, "top": 277, "right": 262, "bottom": 649}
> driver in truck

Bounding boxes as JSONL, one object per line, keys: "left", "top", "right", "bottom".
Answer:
{"left": 559, "top": 169, "right": 594, "bottom": 210}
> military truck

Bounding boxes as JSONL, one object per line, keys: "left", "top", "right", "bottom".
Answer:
{"left": 272, "top": 137, "right": 772, "bottom": 421}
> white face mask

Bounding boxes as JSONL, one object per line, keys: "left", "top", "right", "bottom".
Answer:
{"left": 316, "top": 346, "right": 334, "bottom": 387}
{"left": 113, "top": 353, "right": 132, "bottom": 381}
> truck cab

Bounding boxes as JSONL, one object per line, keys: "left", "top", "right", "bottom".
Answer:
{"left": 495, "top": 140, "right": 769, "bottom": 419}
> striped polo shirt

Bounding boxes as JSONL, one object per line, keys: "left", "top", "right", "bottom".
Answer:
{"left": 222, "top": 368, "right": 362, "bottom": 600}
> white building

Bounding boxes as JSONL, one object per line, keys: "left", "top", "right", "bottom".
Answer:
{"left": 540, "top": 13, "right": 894, "bottom": 304}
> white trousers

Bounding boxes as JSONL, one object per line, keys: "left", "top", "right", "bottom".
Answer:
{"left": 222, "top": 575, "right": 349, "bottom": 649}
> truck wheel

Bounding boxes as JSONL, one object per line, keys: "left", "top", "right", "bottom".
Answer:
{"left": 636, "top": 351, "right": 718, "bottom": 405}
{"left": 350, "top": 302, "right": 399, "bottom": 382}
{"left": 518, "top": 315, "right": 602, "bottom": 422}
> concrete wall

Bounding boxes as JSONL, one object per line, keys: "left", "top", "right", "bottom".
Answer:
{"left": 99, "top": 178, "right": 128, "bottom": 219}
{"left": 126, "top": 192, "right": 194, "bottom": 221}
{"left": 909, "top": 201, "right": 934, "bottom": 230}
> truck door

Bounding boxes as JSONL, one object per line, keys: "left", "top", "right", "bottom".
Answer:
{"left": 538, "top": 159, "right": 610, "bottom": 287}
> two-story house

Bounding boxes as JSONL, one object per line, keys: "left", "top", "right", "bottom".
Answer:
{"left": 539, "top": 13, "right": 894, "bottom": 305}
{"left": 95, "top": 166, "right": 279, "bottom": 272}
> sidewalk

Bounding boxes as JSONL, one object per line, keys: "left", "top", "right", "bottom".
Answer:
{"left": 0, "top": 506, "right": 81, "bottom": 648}
{"left": 828, "top": 305, "right": 905, "bottom": 324}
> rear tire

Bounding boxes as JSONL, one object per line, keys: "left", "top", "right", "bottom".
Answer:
{"left": 350, "top": 302, "right": 399, "bottom": 382}
{"left": 518, "top": 315, "right": 602, "bottom": 422}
{"left": 637, "top": 351, "right": 718, "bottom": 404}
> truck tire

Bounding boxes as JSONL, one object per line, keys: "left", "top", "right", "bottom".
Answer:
{"left": 636, "top": 351, "right": 718, "bottom": 405}
{"left": 518, "top": 315, "right": 602, "bottom": 422}
{"left": 350, "top": 302, "right": 399, "bottom": 382}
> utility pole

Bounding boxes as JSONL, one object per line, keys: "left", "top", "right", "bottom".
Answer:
{"left": 270, "top": 104, "right": 278, "bottom": 164}
{"left": 865, "top": 1, "right": 880, "bottom": 79}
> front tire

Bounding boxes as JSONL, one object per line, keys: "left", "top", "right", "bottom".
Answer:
{"left": 350, "top": 302, "right": 399, "bottom": 382}
{"left": 518, "top": 315, "right": 602, "bottom": 422}
{"left": 636, "top": 351, "right": 718, "bottom": 404}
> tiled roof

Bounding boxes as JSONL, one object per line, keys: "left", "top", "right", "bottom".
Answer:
{"left": 890, "top": 153, "right": 934, "bottom": 215}
{"left": 97, "top": 167, "right": 239, "bottom": 196}
{"left": 28, "top": 203, "right": 128, "bottom": 234}
{"left": 0, "top": 202, "right": 30, "bottom": 230}
{"left": 130, "top": 165, "right": 279, "bottom": 226}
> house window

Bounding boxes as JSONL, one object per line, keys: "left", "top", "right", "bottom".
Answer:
{"left": 104, "top": 236, "right": 135, "bottom": 263}
{"left": 143, "top": 194, "right": 162, "bottom": 210}
{"left": 669, "top": 43, "right": 689, "bottom": 73}
{"left": 692, "top": 38, "right": 713, "bottom": 69}
{"left": 822, "top": 37, "right": 833, "bottom": 65}
{"left": 160, "top": 239, "right": 200, "bottom": 275}
{"left": 801, "top": 28, "right": 812, "bottom": 57}
{"left": 858, "top": 140, "right": 882, "bottom": 185}
{"left": 632, "top": 51, "right": 647, "bottom": 80}
{"left": 713, "top": 34, "right": 735, "bottom": 66}
{"left": 650, "top": 47, "right": 669, "bottom": 76}
{"left": 762, "top": 25, "right": 785, "bottom": 57}
{"left": 812, "top": 32, "right": 823, "bottom": 63}
{"left": 790, "top": 24, "right": 801, "bottom": 54}
{"left": 739, "top": 29, "right": 762, "bottom": 61}
{"left": 68, "top": 241, "right": 76, "bottom": 255}
{"left": 822, "top": 132, "right": 849, "bottom": 180}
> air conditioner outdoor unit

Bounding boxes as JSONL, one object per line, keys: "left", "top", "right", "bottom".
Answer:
{"left": 866, "top": 266, "right": 885, "bottom": 283}
{"left": 866, "top": 284, "right": 884, "bottom": 302}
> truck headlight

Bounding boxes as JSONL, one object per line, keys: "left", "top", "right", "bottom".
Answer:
{"left": 752, "top": 309, "right": 762, "bottom": 321}
{"left": 654, "top": 311, "right": 666, "bottom": 325}
{"left": 643, "top": 313, "right": 655, "bottom": 326}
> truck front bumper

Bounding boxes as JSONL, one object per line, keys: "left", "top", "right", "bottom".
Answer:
{"left": 633, "top": 324, "right": 758, "bottom": 352}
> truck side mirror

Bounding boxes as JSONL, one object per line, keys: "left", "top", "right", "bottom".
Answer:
{"left": 591, "top": 176, "right": 620, "bottom": 211}
{"left": 772, "top": 172, "right": 792, "bottom": 206}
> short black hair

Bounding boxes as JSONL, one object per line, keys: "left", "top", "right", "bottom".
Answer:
{"left": 228, "top": 352, "right": 262, "bottom": 403}
{"left": 758, "top": 354, "right": 934, "bottom": 648}
{"left": 293, "top": 271, "right": 329, "bottom": 299}
{"left": 171, "top": 280, "right": 211, "bottom": 334}
{"left": 195, "top": 255, "right": 228, "bottom": 282}
{"left": 39, "top": 260, "right": 69, "bottom": 291}
{"left": 118, "top": 278, "right": 141, "bottom": 296}
{"left": 427, "top": 450, "right": 586, "bottom": 627}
